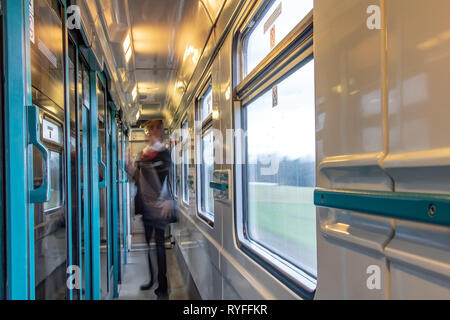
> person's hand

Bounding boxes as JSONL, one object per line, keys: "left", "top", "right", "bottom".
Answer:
{"left": 156, "top": 200, "right": 173, "bottom": 219}
{"left": 127, "top": 146, "right": 132, "bottom": 163}
{"left": 126, "top": 158, "right": 137, "bottom": 178}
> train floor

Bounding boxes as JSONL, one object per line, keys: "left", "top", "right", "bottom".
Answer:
{"left": 117, "top": 248, "right": 190, "bottom": 300}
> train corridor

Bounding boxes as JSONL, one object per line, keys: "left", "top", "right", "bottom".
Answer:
{"left": 117, "top": 246, "right": 197, "bottom": 300}
{"left": 0, "top": 0, "right": 449, "bottom": 303}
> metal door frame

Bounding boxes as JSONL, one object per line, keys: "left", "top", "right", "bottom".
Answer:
{"left": 120, "top": 126, "right": 128, "bottom": 265}
{"left": 29, "top": 0, "right": 70, "bottom": 300}
{"left": 110, "top": 106, "right": 119, "bottom": 298}
{"left": 96, "top": 71, "right": 113, "bottom": 300}
{"left": 0, "top": 0, "right": 5, "bottom": 301}
{"left": 68, "top": 32, "right": 89, "bottom": 301}
{"left": 81, "top": 102, "right": 92, "bottom": 299}
{"left": 89, "top": 70, "right": 101, "bottom": 300}
{"left": 68, "top": 33, "right": 80, "bottom": 300}
{"left": 61, "top": 0, "right": 73, "bottom": 301}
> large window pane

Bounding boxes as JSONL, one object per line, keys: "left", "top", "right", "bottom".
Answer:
{"left": 245, "top": 0, "right": 313, "bottom": 76}
{"left": 245, "top": 59, "right": 316, "bottom": 276}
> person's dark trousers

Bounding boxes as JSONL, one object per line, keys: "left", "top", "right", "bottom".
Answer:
{"left": 143, "top": 222, "right": 168, "bottom": 294}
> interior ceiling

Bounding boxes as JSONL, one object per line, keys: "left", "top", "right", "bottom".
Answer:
{"left": 127, "top": 0, "right": 226, "bottom": 121}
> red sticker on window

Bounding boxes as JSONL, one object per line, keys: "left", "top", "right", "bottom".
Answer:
{"left": 272, "top": 85, "right": 278, "bottom": 108}
{"left": 270, "top": 26, "right": 276, "bottom": 49}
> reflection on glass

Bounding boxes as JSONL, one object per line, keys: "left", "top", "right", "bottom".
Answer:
{"left": 31, "top": 0, "right": 64, "bottom": 109}
{"left": 83, "top": 68, "right": 90, "bottom": 108}
{"left": 245, "top": 59, "right": 317, "bottom": 277}
{"left": 43, "top": 151, "right": 62, "bottom": 212}
{"left": 245, "top": 0, "right": 313, "bottom": 76}
{"left": 200, "top": 131, "right": 215, "bottom": 220}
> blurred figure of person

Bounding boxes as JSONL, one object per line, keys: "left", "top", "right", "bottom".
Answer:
{"left": 127, "top": 119, "right": 173, "bottom": 297}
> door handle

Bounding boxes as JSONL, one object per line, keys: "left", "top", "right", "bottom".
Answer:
{"left": 28, "top": 105, "right": 51, "bottom": 203}
{"left": 118, "top": 160, "right": 129, "bottom": 183}
{"left": 98, "top": 146, "right": 107, "bottom": 189}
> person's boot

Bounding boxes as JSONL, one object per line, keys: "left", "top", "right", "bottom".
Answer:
{"left": 140, "top": 251, "right": 154, "bottom": 291}
{"left": 154, "top": 275, "right": 168, "bottom": 296}
{"left": 154, "top": 286, "right": 168, "bottom": 297}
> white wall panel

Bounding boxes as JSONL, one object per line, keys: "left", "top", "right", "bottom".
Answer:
{"left": 315, "top": 0, "right": 391, "bottom": 191}
{"left": 384, "top": 0, "right": 450, "bottom": 194}
{"left": 314, "top": 0, "right": 394, "bottom": 299}
{"left": 383, "top": 0, "right": 450, "bottom": 299}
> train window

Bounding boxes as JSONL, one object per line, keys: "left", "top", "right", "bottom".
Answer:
{"left": 181, "top": 120, "right": 189, "bottom": 204}
{"left": 243, "top": 0, "right": 313, "bottom": 77}
{"left": 197, "top": 84, "right": 215, "bottom": 224}
{"left": 235, "top": 1, "right": 316, "bottom": 295}
{"left": 172, "top": 144, "right": 178, "bottom": 198}
{"left": 245, "top": 58, "right": 316, "bottom": 276}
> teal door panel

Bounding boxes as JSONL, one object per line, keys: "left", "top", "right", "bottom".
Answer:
{"left": 4, "top": 0, "right": 31, "bottom": 300}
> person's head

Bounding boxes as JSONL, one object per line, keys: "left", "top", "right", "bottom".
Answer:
{"left": 145, "top": 119, "right": 164, "bottom": 144}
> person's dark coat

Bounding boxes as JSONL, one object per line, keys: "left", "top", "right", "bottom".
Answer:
{"left": 133, "top": 147, "right": 172, "bottom": 230}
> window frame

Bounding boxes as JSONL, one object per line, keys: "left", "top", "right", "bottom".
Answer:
{"left": 196, "top": 79, "right": 215, "bottom": 227}
{"left": 233, "top": 1, "right": 316, "bottom": 299}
